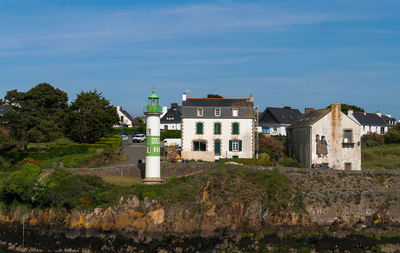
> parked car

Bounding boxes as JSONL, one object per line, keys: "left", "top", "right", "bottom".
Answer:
{"left": 122, "top": 135, "right": 129, "bottom": 142}
{"left": 132, "top": 134, "right": 146, "bottom": 143}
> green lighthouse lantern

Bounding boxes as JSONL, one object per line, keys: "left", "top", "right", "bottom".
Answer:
{"left": 145, "top": 90, "right": 161, "bottom": 114}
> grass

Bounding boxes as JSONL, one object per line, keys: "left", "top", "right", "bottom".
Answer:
{"left": 102, "top": 176, "right": 142, "bottom": 186}
{"left": 362, "top": 144, "right": 400, "bottom": 170}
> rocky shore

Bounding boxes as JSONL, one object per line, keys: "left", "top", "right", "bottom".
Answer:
{"left": 1, "top": 167, "right": 400, "bottom": 252}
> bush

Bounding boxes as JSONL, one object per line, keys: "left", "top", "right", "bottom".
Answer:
{"left": 279, "top": 157, "right": 304, "bottom": 168}
{"left": 160, "top": 130, "right": 181, "bottom": 140}
{"left": 0, "top": 163, "right": 41, "bottom": 204}
{"left": 385, "top": 124, "right": 400, "bottom": 144}
{"left": 259, "top": 135, "right": 284, "bottom": 161}
{"left": 362, "top": 133, "right": 385, "bottom": 147}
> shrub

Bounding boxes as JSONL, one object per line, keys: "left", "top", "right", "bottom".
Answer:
{"left": 259, "top": 135, "right": 284, "bottom": 161}
{"left": 160, "top": 130, "right": 181, "bottom": 140}
{"left": 279, "top": 157, "right": 304, "bottom": 168}
{"left": 385, "top": 124, "right": 400, "bottom": 144}
{"left": 362, "top": 133, "right": 384, "bottom": 147}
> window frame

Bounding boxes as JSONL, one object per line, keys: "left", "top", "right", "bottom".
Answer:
{"left": 215, "top": 108, "right": 221, "bottom": 117}
{"left": 193, "top": 140, "right": 207, "bottom": 151}
{"left": 214, "top": 139, "right": 221, "bottom": 155}
{"left": 343, "top": 129, "right": 353, "bottom": 143}
{"left": 232, "top": 108, "right": 239, "bottom": 117}
{"left": 232, "top": 140, "right": 240, "bottom": 151}
{"left": 197, "top": 107, "right": 203, "bottom": 117}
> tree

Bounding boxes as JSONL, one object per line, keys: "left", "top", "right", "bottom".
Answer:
{"left": 384, "top": 123, "right": 400, "bottom": 144}
{"left": 1, "top": 83, "right": 68, "bottom": 147}
{"left": 207, "top": 94, "right": 223, "bottom": 98}
{"left": 63, "top": 90, "right": 119, "bottom": 143}
{"left": 326, "top": 103, "right": 365, "bottom": 114}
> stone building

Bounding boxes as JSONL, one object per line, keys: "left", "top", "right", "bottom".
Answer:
{"left": 287, "top": 103, "right": 361, "bottom": 170}
{"left": 181, "top": 94, "right": 256, "bottom": 162}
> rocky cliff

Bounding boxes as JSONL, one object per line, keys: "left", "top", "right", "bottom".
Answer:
{"left": 1, "top": 167, "right": 400, "bottom": 252}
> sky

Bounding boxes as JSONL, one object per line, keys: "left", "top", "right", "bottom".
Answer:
{"left": 0, "top": 0, "right": 399, "bottom": 119}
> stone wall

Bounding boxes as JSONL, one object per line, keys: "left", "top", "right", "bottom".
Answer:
{"left": 42, "top": 162, "right": 216, "bottom": 179}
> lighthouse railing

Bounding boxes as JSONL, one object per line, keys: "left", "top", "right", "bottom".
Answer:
{"left": 143, "top": 105, "right": 162, "bottom": 114}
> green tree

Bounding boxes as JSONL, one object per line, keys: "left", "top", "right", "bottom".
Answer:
{"left": 326, "top": 103, "right": 365, "bottom": 114}
{"left": 1, "top": 83, "right": 68, "bottom": 147}
{"left": 207, "top": 94, "right": 223, "bottom": 98}
{"left": 63, "top": 90, "right": 119, "bottom": 143}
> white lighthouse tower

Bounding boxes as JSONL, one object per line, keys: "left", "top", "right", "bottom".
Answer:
{"left": 143, "top": 90, "right": 163, "bottom": 184}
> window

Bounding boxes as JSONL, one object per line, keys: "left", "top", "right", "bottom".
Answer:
{"left": 197, "top": 108, "right": 203, "bottom": 117}
{"left": 193, "top": 141, "right": 206, "bottom": 151}
{"left": 164, "top": 125, "right": 168, "bottom": 130}
{"left": 196, "top": 122, "right": 203, "bottom": 134}
{"left": 146, "top": 147, "right": 151, "bottom": 153}
{"left": 147, "top": 129, "right": 151, "bottom": 136}
{"left": 215, "top": 108, "right": 221, "bottom": 117}
{"left": 214, "top": 140, "right": 221, "bottom": 154}
{"left": 343, "top": 129, "right": 353, "bottom": 143}
{"left": 229, "top": 140, "right": 242, "bottom": 152}
{"left": 214, "top": 123, "right": 221, "bottom": 134}
{"left": 232, "top": 122, "right": 239, "bottom": 135}
{"left": 380, "top": 127, "right": 385, "bottom": 134}
{"left": 345, "top": 163, "right": 352, "bottom": 171}
{"left": 232, "top": 108, "right": 238, "bottom": 117}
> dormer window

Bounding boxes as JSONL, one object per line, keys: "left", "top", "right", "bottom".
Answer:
{"left": 215, "top": 108, "right": 221, "bottom": 117}
{"left": 197, "top": 108, "right": 203, "bottom": 117}
{"left": 232, "top": 108, "right": 238, "bottom": 117}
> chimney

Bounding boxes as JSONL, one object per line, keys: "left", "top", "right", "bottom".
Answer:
{"left": 330, "top": 103, "right": 341, "bottom": 114}
{"left": 348, "top": 110, "right": 353, "bottom": 115}
{"left": 305, "top": 108, "right": 314, "bottom": 114}
{"left": 249, "top": 94, "right": 253, "bottom": 102}
{"left": 376, "top": 112, "right": 382, "bottom": 117}
{"left": 182, "top": 93, "right": 187, "bottom": 102}
{"left": 386, "top": 114, "right": 392, "bottom": 118}
{"left": 117, "top": 106, "right": 121, "bottom": 110}
{"left": 160, "top": 106, "right": 168, "bottom": 118}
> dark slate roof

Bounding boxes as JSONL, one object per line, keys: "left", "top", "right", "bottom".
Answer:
{"left": 0, "top": 105, "right": 11, "bottom": 116}
{"left": 352, "top": 112, "right": 387, "bottom": 127}
{"left": 381, "top": 115, "right": 397, "bottom": 125}
{"left": 120, "top": 108, "right": 135, "bottom": 123}
{"left": 288, "top": 109, "right": 330, "bottom": 129}
{"left": 161, "top": 103, "right": 182, "bottom": 124}
{"left": 182, "top": 98, "right": 253, "bottom": 107}
{"left": 259, "top": 107, "right": 303, "bottom": 125}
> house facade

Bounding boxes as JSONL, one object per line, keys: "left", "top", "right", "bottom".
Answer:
{"left": 287, "top": 103, "right": 361, "bottom": 170}
{"left": 347, "top": 111, "right": 388, "bottom": 135}
{"left": 258, "top": 106, "right": 302, "bottom": 136}
{"left": 382, "top": 114, "right": 397, "bottom": 128}
{"left": 181, "top": 94, "right": 255, "bottom": 162}
{"left": 160, "top": 103, "right": 182, "bottom": 130}
{"left": 113, "top": 106, "right": 135, "bottom": 128}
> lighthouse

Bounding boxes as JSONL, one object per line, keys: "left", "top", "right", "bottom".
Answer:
{"left": 143, "top": 90, "right": 163, "bottom": 184}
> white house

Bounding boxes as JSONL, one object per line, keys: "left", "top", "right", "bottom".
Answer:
{"left": 181, "top": 94, "right": 256, "bottom": 162}
{"left": 160, "top": 103, "right": 182, "bottom": 130}
{"left": 347, "top": 110, "right": 388, "bottom": 135}
{"left": 258, "top": 106, "right": 302, "bottom": 136}
{"left": 114, "top": 106, "right": 135, "bottom": 128}
{"left": 287, "top": 103, "right": 361, "bottom": 170}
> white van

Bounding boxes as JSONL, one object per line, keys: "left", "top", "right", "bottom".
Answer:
{"left": 162, "top": 138, "right": 181, "bottom": 147}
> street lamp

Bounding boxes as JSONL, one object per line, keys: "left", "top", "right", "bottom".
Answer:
{"left": 120, "top": 115, "right": 124, "bottom": 150}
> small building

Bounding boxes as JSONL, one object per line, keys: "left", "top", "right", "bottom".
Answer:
{"left": 287, "top": 103, "right": 361, "bottom": 170}
{"left": 181, "top": 94, "right": 256, "bottom": 162}
{"left": 114, "top": 106, "right": 135, "bottom": 128}
{"left": 258, "top": 106, "right": 302, "bottom": 136}
{"left": 160, "top": 103, "right": 182, "bottom": 130}
{"left": 347, "top": 111, "right": 388, "bottom": 135}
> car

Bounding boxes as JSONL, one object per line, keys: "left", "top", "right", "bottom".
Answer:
{"left": 122, "top": 135, "right": 129, "bottom": 142}
{"left": 132, "top": 134, "right": 146, "bottom": 143}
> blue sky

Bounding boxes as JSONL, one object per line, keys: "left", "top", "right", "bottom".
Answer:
{"left": 1, "top": 0, "right": 399, "bottom": 118}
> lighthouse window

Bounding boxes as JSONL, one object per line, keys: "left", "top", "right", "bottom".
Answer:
{"left": 147, "top": 129, "right": 151, "bottom": 136}
{"left": 193, "top": 141, "right": 207, "bottom": 151}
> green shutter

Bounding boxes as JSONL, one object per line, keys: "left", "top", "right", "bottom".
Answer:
{"left": 197, "top": 122, "right": 203, "bottom": 134}
{"left": 215, "top": 123, "right": 221, "bottom": 134}
{"left": 239, "top": 140, "right": 242, "bottom": 151}
{"left": 229, "top": 140, "right": 232, "bottom": 151}
{"left": 232, "top": 123, "right": 239, "bottom": 135}
{"left": 215, "top": 140, "right": 221, "bottom": 154}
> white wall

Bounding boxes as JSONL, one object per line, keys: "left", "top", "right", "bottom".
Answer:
{"left": 311, "top": 110, "right": 361, "bottom": 170}
{"left": 114, "top": 106, "right": 133, "bottom": 127}
{"left": 182, "top": 118, "right": 254, "bottom": 162}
